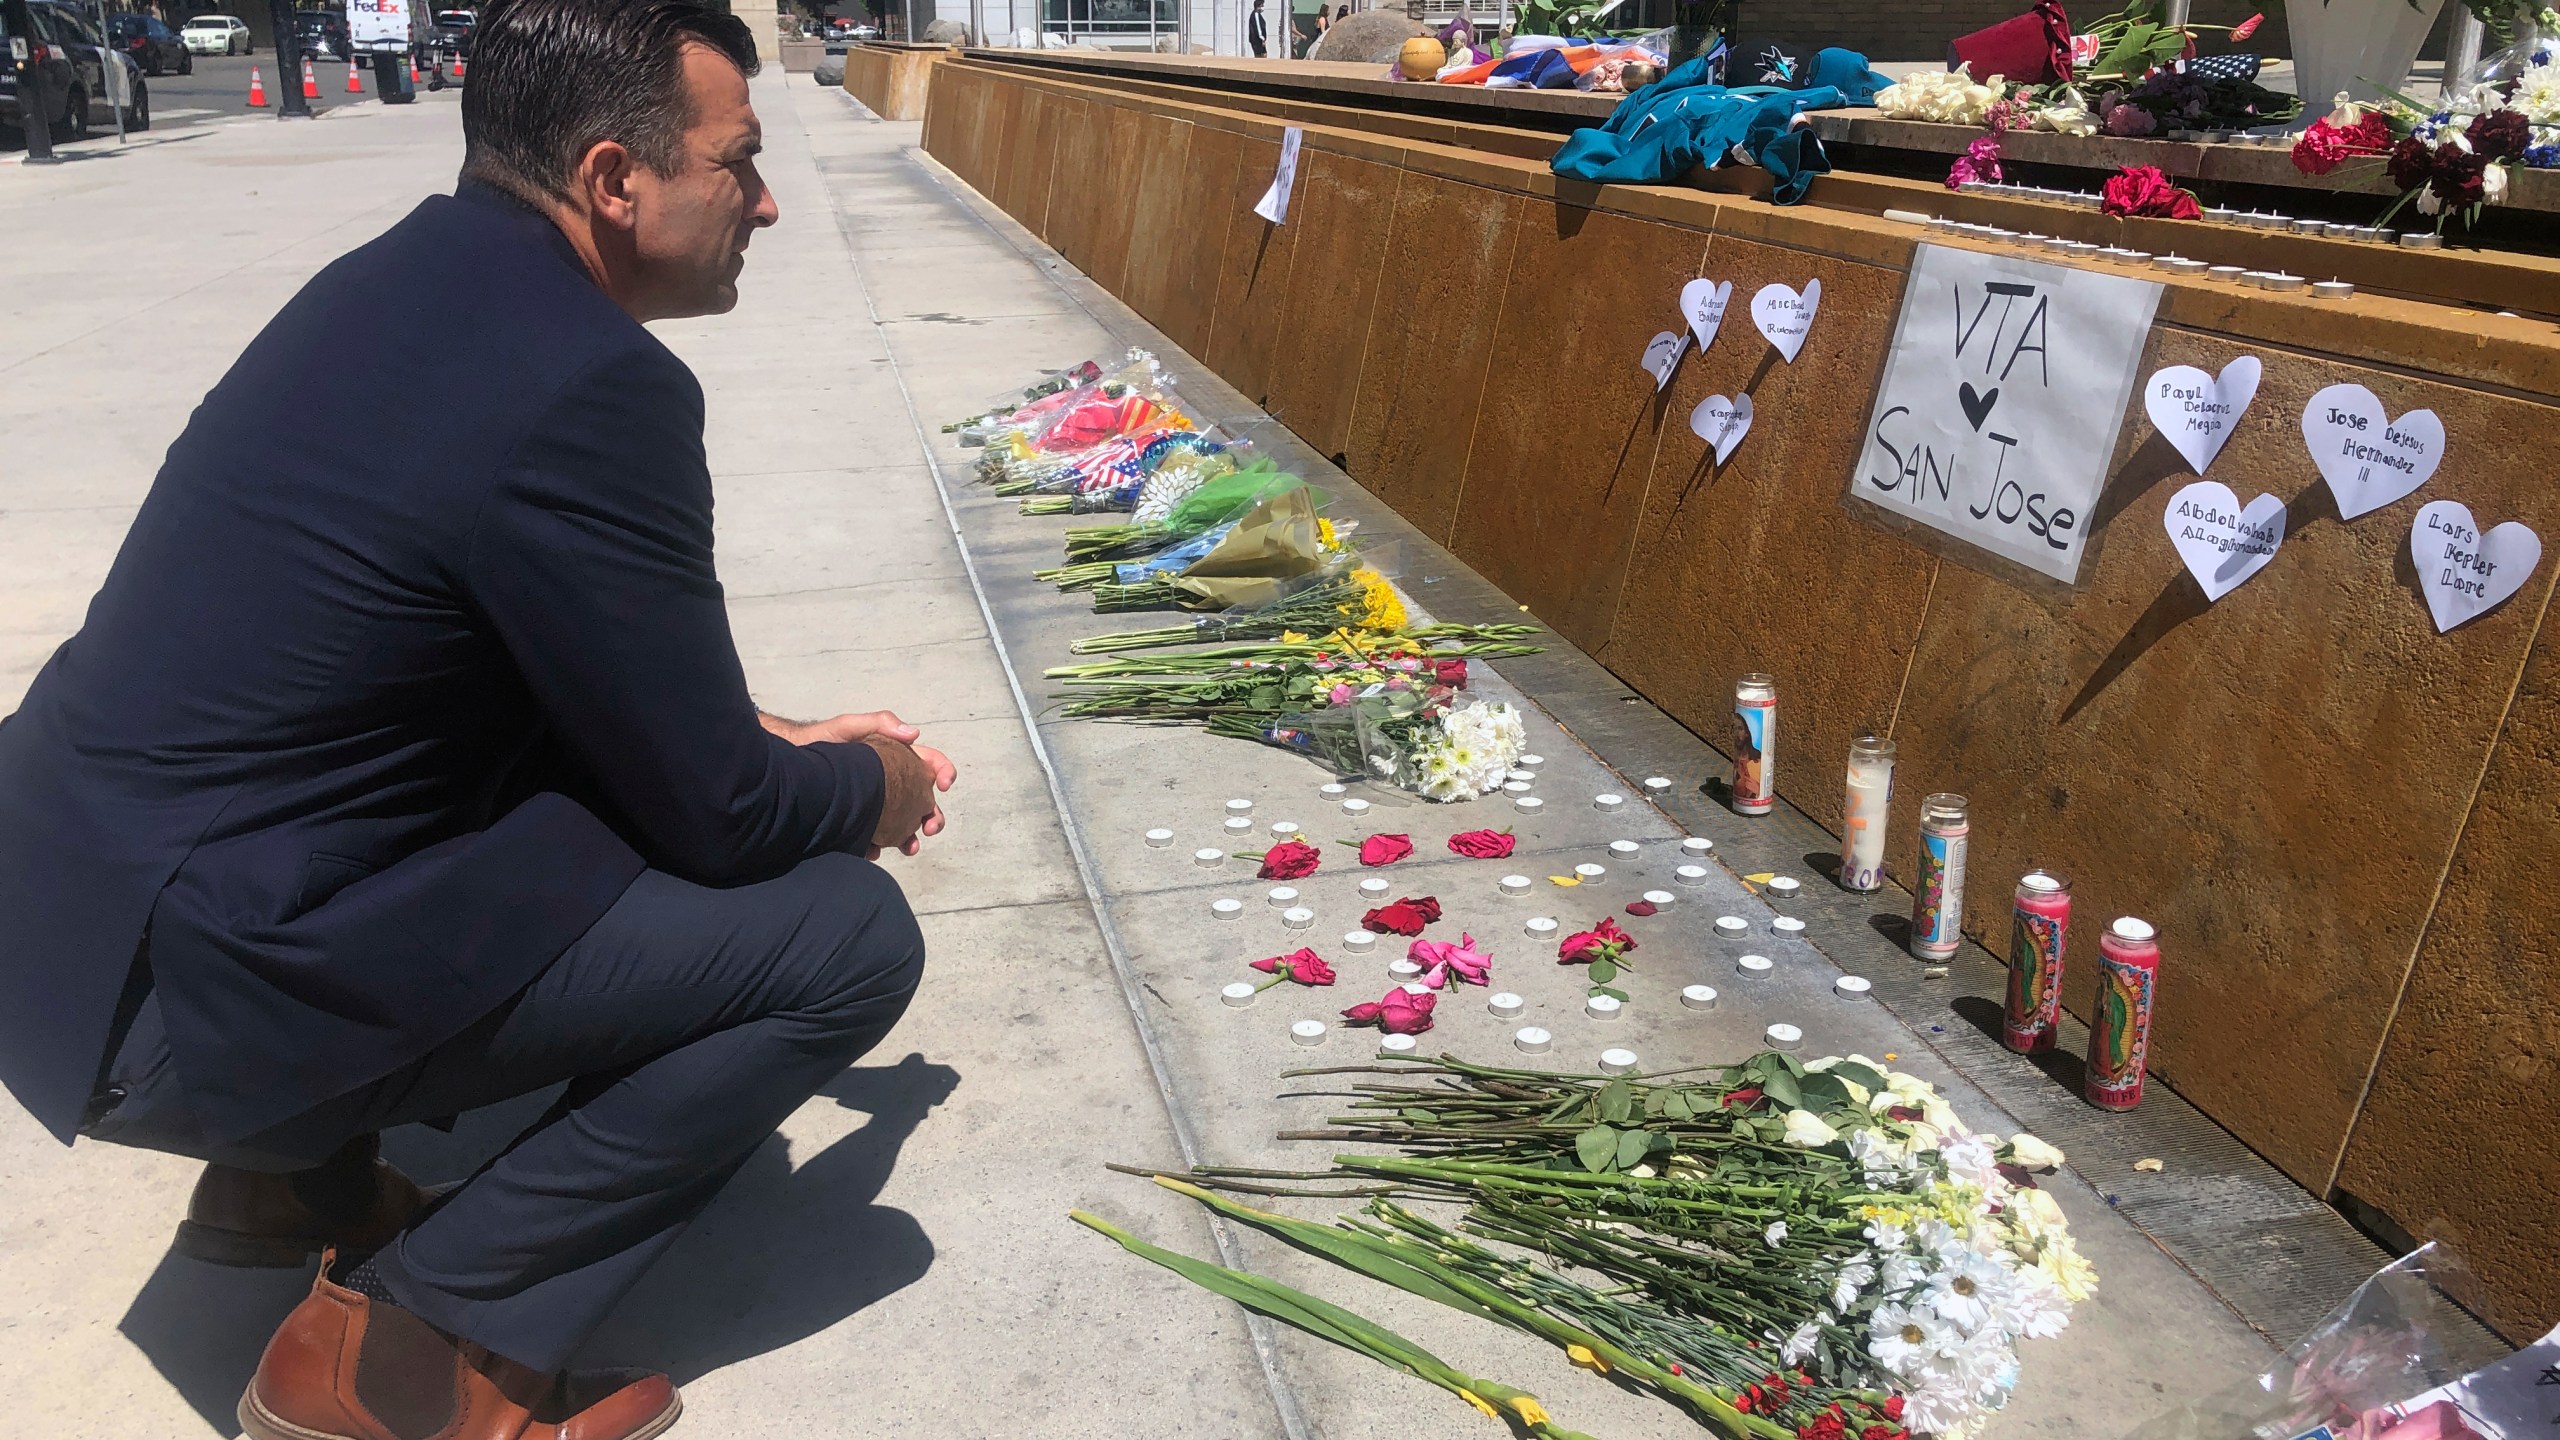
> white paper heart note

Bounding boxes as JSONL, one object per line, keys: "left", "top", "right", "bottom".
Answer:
{"left": 2301, "top": 382, "right": 2442, "bottom": 519}
{"left": 1690, "top": 393, "right": 1753, "bottom": 464}
{"left": 1251, "top": 127, "right": 1304, "bottom": 226}
{"left": 1682, "top": 278, "right": 1733, "bottom": 354}
{"left": 1640, "top": 330, "right": 1689, "bottom": 391}
{"left": 1752, "top": 279, "right": 1820, "bottom": 363}
{"left": 2411, "top": 500, "right": 2541, "bottom": 632}
{"left": 2164, "top": 481, "right": 2285, "bottom": 601}
{"left": 2145, "top": 357, "right": 2261, "bottom": 476}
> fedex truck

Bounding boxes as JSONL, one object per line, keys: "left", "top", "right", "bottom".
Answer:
{"left": 344, "top": 0, "right": 419, "bottom": 101}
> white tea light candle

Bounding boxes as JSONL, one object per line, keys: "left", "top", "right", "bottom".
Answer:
{"left": 1498, "top": 874, "right": 1531, "bottom": 897}
{"left": 1675, "top": 864, "right": 1710, "bottom": 886}
{"left": 1764, "top": 1023, "right": 1803, "bottom": 1050}
{"left": 1586, "top": 994, "right": 1623, "bottom": 1021}
{"left": 1488, "top": 992, "right": 1525, "bottom": 1018}
{"left": 1593, "top": 793, "right": 1626, "bottom": 814}
{"left": 1281, "top": 907, "right": 1315, "bottom": 930}
{"left": 1737, "top": 954, "right": 1774, "bottom": 979}
{"left": 1266, "top": 886, "right": 1299, "bottom": 908}
{"left": 1145, "top": 828, "right": 1176, "bottom": 848}
{"left": 1193, "top": 848, "right": 1225, "bottom": 868}
{"left": 1681, "top": 984, "right": 1719, "bottom": 1010}
{"left": 1526, "top": 917, "right": 1559, "bottom": 941}
{"left": 1642, "top": 889, "right": 1674, "bottom": 908}
{"left": 1608, "top": 840, "right": 1640, "bottom": 859}
{"left": 1359, "top": 877, "right": 1391, "bottom": 899}
{"left": 1212, "top": 898, "right": 1244, "bottom": 921}
{"left": 1221, "top": 982, "right": 1257, "bottom": 1008}
{"left": 1378, "top": 1033, "right": 1418, "bottom": 1055}
{"left": 1515, "top": 1026, "right": 1553, "bottom": 1054}
{"left": 1836, "top": 975, "right": 1874, "bottom": 1001}
{"left": 1290, "top": 1019, "right": 1328, "bottom": 1047}
{"left": 1599, "top": 1048, "right": 1639, "bottom": 1076}
{"left": 1343, "top": 931, "right": 1376, "bottom": 953}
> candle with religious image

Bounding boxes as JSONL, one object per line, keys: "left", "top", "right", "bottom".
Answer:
{"left": 1731, "top": 674, "right": 1776, "bottom": 816}
{"left": 2002, "top": 871, "right": 2070, "bottom": 1054}
{"left": 1838, "top": 733, "right": 1896, "bottom": 891}
{"left": 1908, "top": 793, "right": 1970, "bottom": 959}
{"left": 2085, "top": 917, "right": 2160, "bottom": 1112}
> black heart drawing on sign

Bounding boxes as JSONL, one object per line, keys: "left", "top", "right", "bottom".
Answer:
{"left": 1959, "top": 383, "right": 2000, "bottom": 431}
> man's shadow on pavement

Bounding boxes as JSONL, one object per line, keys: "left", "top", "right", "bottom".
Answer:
{"left": 116, "top": 1053, "right": 957, "bottom": 1433}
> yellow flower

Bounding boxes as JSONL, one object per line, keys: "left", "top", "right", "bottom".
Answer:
{"left": 1316, "top": 518, "right": 1339, "bottom": 548}
{"left": 1280, "top": 630, "right": 1308, "bottom": 644}
{"left": 1507, "top": 1397, "right": 1552, "bottom": 1426}
{"left": 1565, "top": 1344, "right": 1610, "bottom": 1374}
{"left": 1457, "top": 1389, "right": 1500, "bottom": 1420}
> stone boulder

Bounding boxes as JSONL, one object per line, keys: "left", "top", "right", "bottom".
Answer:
{"left": 813, "top": 57, "right": 846, "bottom": 85}
{"left": 921, "top": 18, "right": 971, "bottom": 43}
{"left": 1309, "top": 10, "right": 1425, "bottom": 63}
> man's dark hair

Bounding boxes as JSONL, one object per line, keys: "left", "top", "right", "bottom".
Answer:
{"left": 461, "top": 0, "right": 761, "bottom": 203}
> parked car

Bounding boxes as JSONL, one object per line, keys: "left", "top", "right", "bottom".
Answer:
{"left": 292, "top": 8, "right": 351, "bottom": 59}
{"left": 180, "top": 12, "right": 251, "bottom": 53}
{"left": 110, "top": 12, "right": 191, "bottom": 75}
{"left": 1, "top": 1, "right": 146, "bottom": 140}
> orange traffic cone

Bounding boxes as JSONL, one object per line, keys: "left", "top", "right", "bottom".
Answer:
{"left": 452, "top": 54, "right": 464, "bottom": 79}
{"left": 345, "top": 57, "right": 362, "bottom": 92}
{"left": 246, "top": 63, "right": 267, "bottom": 107}
{"left": 408, "top": 55, "right": 420, "bottom": 83}
{"left": 301, "top": 56, "right": 318, "bottom": 99}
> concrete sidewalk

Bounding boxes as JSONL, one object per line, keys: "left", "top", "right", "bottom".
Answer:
{"left": 0, "top": 70, "right": 2274, "bottom": 1439}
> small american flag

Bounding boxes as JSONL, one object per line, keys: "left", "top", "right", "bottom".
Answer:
{"left": 2186, "top": 52, "right": 2262, "bottom": 83}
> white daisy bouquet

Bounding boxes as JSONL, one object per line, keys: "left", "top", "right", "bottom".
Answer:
{"left": 1108, "top": 1050, "right": 2095, "bottom": 1439}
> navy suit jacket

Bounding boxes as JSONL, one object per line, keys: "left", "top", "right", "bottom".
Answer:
{"left": 0, "top": 183, "right": 886, "bottom": 1146}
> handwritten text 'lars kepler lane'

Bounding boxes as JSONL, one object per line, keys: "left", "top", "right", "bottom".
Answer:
{"left": 2174, "top": 495, "right": 2279, "bottom": 557}
{"left": 2427, "top": 509, "right": 2507, "bottom": 599}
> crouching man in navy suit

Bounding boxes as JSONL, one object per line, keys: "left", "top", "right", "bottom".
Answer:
{"left": 0, "top": 0, "right": 954, "bottom": 1434}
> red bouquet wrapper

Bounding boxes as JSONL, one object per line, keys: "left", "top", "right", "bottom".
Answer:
{"left": 1947, "top": 0, "right": 2073, "bottom": 85}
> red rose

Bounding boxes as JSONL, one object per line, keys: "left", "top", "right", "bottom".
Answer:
{"left": 2342, "top": 113, "right": 2392, "bottom": 154}
{"left": 2099, "top": 164, "right": 2202, "bottom": 219}
{"left": 2470, "top": 106, "right": 2529, "bottom": 162}
{"left": 1446, "top": 829, "right": 1517, "bottom": 859}
{"left": 1431, "top": 658, "right": 1469, "bottom": 688}
{"left": 1250, "top": 948, "right": 1336, "bottom": 986}
{"left": 1624, "top": 900, "right": 1659, "bottom": 917}
{"left": 2229, "top": 10, "right": 2261, "bottom": 39}
{"left": 2386, "top": 135, "right": 2434, "bottom": 192}
{"left": 1256, "top": 840, "right": 1322, "bottom": 880}
{"left": 1361, "top": 896, "right": 1441, "bottom": 936}
{"left": 1341, "top": 987, "right": 1436, "bottom": 1034}
{"left": 1722, "top": 1084, "right": 1765, "bottom": 1110}
{"left": 1884, "top": 1395, "right": 1906, "bottom": 1421}
{"left": 1557, "top": 917, "right": 1636, "bottom": 964}
{"left": 1357, "top": 834, "right": 1414, "bottom": 867}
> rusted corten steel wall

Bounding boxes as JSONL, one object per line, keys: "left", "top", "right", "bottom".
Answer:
{"left": 920, "top": 57, "right": 2560, "bottom": 1341}
{"left": 845, "top": 43, "right": 945, "bottom": 121}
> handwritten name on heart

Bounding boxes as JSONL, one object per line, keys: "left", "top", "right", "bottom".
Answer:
{"left": 1690, "top": 392, "right": 1753, "bottom": 464}
{"left": 1751, "top": 279, "right": 1820, "bottom": 363}
{"left": 2302, "top": 382, "right": 2442, "bottom": 519}
{"left": 2146, "top": 356, "right": 2261, "bottom": 476}
{"left": 2164, "top": 481, "right": 2285, "bottom": 601}
{"left": 2412, "top": 500, "right": 2541, "bottom": 632}
{"left": 1682, "top": 278, "right": 1734, "bottom": 354}
{"left": 1640, "top": 330, "right": 1689, "bottom": 391}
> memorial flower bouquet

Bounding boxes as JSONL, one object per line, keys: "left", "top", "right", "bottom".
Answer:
{"left": 956, "top": 349, "right": 1161, "bottom": 456}
{"left": 1017, "top": 432, "right": 1242, "bottom": 516}
{"left": 1103, "top": 1050, "right": 2094, "bottom": 1440}
{"left": 1041, "top": 466, "right": 1312, "bottom": 582}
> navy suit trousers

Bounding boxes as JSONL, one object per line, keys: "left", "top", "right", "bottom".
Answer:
{"left": 91, "top": 851, "right": 924, "bottom": 1371}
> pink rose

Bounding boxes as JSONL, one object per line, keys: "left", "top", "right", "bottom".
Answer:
{"left": 1342, "top": 987, "right": 1436, "bottom": 1034}
{"left": 1407, "top": 934, "right": 1491, "bottom": 988}
{"left": 1250, "top": 948, "right": 1336, "bottom": 987}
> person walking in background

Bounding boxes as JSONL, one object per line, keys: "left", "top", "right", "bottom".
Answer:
{"left": 1307, "top": 6, "right": 1327, "bottom": 56}
{"left": 1248, "top": 0, "right": 1268, "bottom": 56}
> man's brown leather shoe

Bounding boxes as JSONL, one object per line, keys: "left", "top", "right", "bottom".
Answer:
{"left": 177, "top": 1134, "right": 432, "bottom": 1269}
{"left": 238, "top": 1258, "right": 681, "bottom": 1440}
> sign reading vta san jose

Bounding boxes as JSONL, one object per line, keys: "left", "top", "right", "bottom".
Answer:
{"left": 1851, "top": 244, "right": 2163, "bottom": 584}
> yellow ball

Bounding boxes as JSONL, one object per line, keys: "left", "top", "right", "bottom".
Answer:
{"left": 1398, "top": 37, "right": 1446, "bottom": 79}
